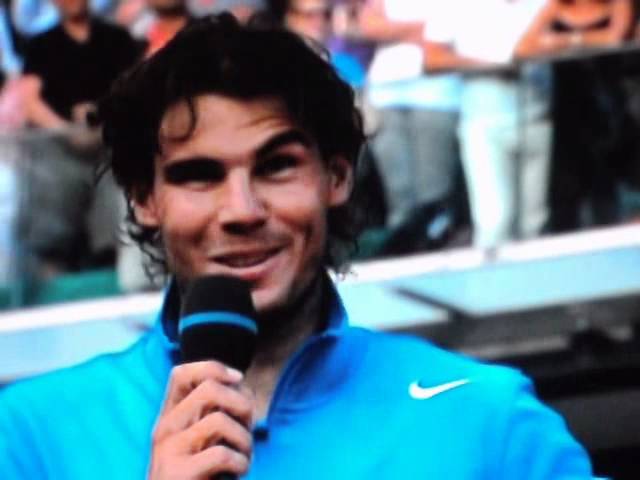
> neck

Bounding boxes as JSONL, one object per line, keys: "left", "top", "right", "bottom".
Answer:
{"left": 245, "top": 273, "right": 328, "bottom": 420}
{"left": 154, "top": 15, "right": 188, "bottom": 35}
{"left": 155, "top": 6, "right": 188, "bottom": 22}
{"left": 63, "top": 15, "right": 91, "bottom": 42}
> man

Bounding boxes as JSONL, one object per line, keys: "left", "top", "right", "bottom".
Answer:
{"left": 141, "top": 0, "right": 191, "bottom": 55}
{"left": 22, "top": 0, "right": 139, "bottom": 131}
{"left": 1, "top": 14, "right": 594, "bottom": 479}
{"left": 424, "top": 0, "right": 553, "bottom": 249}
{"left": 355, "top": 0, "right": 463, "bottom": 251}
{"left": 19, "top": 0, "right": 140, "bottom": 272}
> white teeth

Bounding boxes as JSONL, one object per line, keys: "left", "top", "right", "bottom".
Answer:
{"left": 219, "top": 252, "right": 272, "bottom": 268}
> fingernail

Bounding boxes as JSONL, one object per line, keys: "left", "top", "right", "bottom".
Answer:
{"left": 226, "top": 367, "right": 243, "bottom": 382}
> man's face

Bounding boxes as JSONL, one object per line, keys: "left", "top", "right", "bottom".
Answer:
{"left": 135, "top": 94, "right": 352, "bottom": 313}
{"left": 285, "top": 0, "right": 332, "bottom": 43}
{"left": 53, "top": 0, "right": 89, "bottom": 21}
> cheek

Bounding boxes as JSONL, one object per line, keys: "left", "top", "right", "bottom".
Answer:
{"left": 158, "top": 192, "right": 214, "bottom": 248}
{"left": 268, "top": 184, "right": 330, "bottom": 270}
{"left": 268, "top": 180, "right": 329, "bottom": 234}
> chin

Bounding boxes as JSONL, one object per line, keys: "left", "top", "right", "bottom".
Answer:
{"left": 251, "top": 286, "right": 289, "bottom": 315}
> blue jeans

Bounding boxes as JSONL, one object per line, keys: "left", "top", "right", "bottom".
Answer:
{"left": 371, "top": 108, "right": 459, "bottom": 228}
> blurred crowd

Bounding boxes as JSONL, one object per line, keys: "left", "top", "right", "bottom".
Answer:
{"left": 2, "top": 0, "right": 640, "bottom": 296}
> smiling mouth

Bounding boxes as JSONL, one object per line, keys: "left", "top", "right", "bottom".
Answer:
{"left": 214, "top": 248, "right": 282, "bottom": 269}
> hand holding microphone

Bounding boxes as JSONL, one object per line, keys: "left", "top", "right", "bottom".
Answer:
{"left": 148, "top": 276, "right": 258, "bottom": 480}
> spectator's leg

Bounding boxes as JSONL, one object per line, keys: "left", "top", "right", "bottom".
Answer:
{"left": 458, "top": 75, "right": 520, "bottom": 250}
{"left": 18, "top": 135, "right": 93, "bottom": 271}
{"left": 370, "top": 108, "right": 414, "bottom": 228}
{"left": 458, "top": 116, "right": 516, "bottom": 249}
{"left": 410, "top": 109, "right": 459, "bottom": 207}
{"left": 517, "top": 117, "right": 552, "bottom": 239}
{"left": 87, "top": 165, "right": 121, "bottom": 263}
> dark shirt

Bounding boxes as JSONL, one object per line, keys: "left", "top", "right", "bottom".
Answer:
{"left": 23, "top": 19, "right": 141, "bottom": 120}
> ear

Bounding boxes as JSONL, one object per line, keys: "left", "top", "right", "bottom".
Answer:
{"left": 327, "top": 155, "right": 354, "bottom": 208}
{"left": 131, "top": 190, "right": 160, "bottom": 228}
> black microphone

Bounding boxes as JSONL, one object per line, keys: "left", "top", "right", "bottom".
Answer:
{"left": 179, "top": 275, "right": 258, "bottom": 480}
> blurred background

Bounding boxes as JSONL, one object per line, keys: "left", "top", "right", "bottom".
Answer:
{"left": 1, "top": 0, "right": 640, "bottom": 478}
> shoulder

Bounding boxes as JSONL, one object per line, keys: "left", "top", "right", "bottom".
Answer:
{"left": 25, "top": 25, "right": 62, "bottom": 54}
{"left": 346, "top": 327, "right": 521, "bottom": 387}
{"left": 344, "top": 329, "right": 593, "bottom": 477}
{"left": 0, "top": 333, "right": 162, "bottom": 477}
{"left": 0, "top": 333, "right": 151, "bottom": 420}
{"left": 92, "top": 18, "right": 136, "bottom": 43}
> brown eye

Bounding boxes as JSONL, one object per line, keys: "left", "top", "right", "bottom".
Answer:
{"left": 255, "top": 155, "right": 298, "bottom": 177}
{"left": 164, "top": 159, "right": 225, "bottom": 185}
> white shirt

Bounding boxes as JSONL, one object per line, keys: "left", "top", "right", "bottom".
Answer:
{"left": 424, "top": 0, "right": 547, "bottom": 63}
{"left": 367, "top": 0, "right": 462, "bottom": 112}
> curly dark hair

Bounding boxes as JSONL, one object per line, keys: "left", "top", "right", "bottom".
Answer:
{"left": 98, "top": 13, "right": 365, "bottom": 275}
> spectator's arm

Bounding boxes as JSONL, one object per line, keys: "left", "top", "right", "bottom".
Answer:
{"left": 21, "top": 74, "right": 67, "bottom": 129}
{"left": 335, "top": 0, "right": 424, "bottom": 43}
{"left": 516, "top": 0, "right": 632, "bottom": 58}
{"left": 515, "top": 1, "right": 560, "bottom": 58}
{"left": 578, "top": 0, "right": 632, "bottom": 46}
{"left": 423, "top": 40, "right": 493, "bottom": 72}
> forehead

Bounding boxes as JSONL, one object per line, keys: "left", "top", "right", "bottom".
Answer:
{"left": 158, "top": 94, "right": 310, "bottom": 160}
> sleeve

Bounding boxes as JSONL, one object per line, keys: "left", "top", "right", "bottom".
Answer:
{"left": 496, "top": 372, "right": 597, "bottom": 479}
{"left": 21, "top": 37, "right": 44, "bottom": 76}
{"left": 0, "top": 388, "right": 46, "bottom": 479}
{"left": 423, "top": 2, "right": 458, "bottom": 44}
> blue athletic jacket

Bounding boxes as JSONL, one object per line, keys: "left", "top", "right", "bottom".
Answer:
{"left": 0, "top": 282, "right": 595, "bottom": 479}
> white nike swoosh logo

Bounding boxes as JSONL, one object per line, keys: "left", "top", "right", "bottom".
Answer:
{"left": 408, "top": 379, "right": 471, "bottom": 400}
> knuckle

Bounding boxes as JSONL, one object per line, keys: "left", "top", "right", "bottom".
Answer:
{"left": 201, "top": 378, "right": 220, "bottom": 396}
{"left": 205, "top": 360, "right": 226, "bottom": 378}
{"left": 197, "top": 381, "right": 222, "bottom": 408}
{"left": 205, "top": 409, "right": 227, "bottom": 426}
{"left": 211, "top": 446, "right": 236, "bottom": 466}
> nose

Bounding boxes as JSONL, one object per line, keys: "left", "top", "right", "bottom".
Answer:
{"left": 218, "top": 172, "right": 267, "bottom": 234}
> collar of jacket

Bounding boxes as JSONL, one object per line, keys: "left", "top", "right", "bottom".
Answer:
{"left": 142, "top": 272, "right": 366, "bottom": 423}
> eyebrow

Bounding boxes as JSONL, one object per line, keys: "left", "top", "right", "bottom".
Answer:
{"left": 163, "top": 129, "right": 313, "bottom": 169}
{"left": 255, "top": 129, "right": 312, "bottom": 158}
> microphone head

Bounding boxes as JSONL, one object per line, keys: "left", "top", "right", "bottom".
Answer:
{"left": 179, "top": 275, "right": 258, "bottom": 371}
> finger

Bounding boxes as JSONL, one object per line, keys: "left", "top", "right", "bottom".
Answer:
{"left": 237, "top": 384, "right": 258, "bottom": 427}
{"left": 154, "top": 379, "right": 253, "bottom": 442}
{"left": 190, "top": 444, "right": 250, "bottom": 478}
{"left": 151, "top": 411, "right": 252, "bottom": 466}
{"left": 187, "top": 410, "right": 253, "bottom": 456}
{"left": 161, "top": 362, "right": 244, "bottom": 415}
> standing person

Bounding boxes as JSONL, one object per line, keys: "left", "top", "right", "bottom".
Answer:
{"left": 357, "top": 0, "right": 463, "bottom": 253}
{"left": 518, "top": 0, "right": 633, "bottom": 231}
{"left": 0, "top": 14, "right": 594, "bottom": 479}
{"left": 12, "top": 0, "right": 115, "bottom": 37}
{"left": 142, "top": 0, "right": 192, "bottom": 55}
{"left": 425, "top": 0, "right": 553, "bottom": 249}
{"left": 19, "top": 0, "right": 141, "bottom": 273}
{"left": 22, "top": 0, "right": 140, "bottom": 132}
{"left": 259, "top": 0, "right": 359, "bottom": 74}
